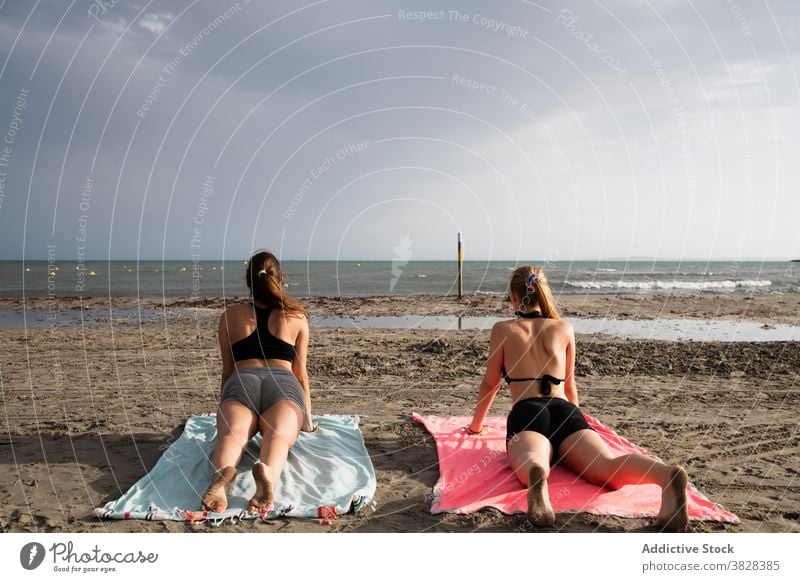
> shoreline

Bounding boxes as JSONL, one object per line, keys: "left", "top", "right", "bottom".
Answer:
{"left": 0, "top": 292, "right": 798, "bottom": 325}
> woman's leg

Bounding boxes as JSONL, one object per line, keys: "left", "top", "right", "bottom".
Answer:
{"left": 557, "top": 429, "right": 689, "bottom": 531}
{"left": 247, "top": 400, "right": 304, "bottom": 514}
{"left": 507, "top": 431, "right": 555, "bottom": 526}
{"left": 200, "top": 400, "right": 258, "bottom": 512}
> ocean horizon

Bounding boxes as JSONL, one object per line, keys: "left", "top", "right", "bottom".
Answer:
{"left": 0, "top": 260, "right": 795, "bottom": 298}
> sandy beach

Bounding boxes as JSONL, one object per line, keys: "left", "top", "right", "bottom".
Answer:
{"left": 1, "top": 293, "right": 798, "bottom": 533}
{"left": 3, "top": 291, "right": 800, "bottom": 324}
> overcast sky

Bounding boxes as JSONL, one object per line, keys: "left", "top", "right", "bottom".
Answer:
{"left": 0, "top": 0, "right": 797, "bottom": 261}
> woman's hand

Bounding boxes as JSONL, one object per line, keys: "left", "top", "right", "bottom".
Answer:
{"left": 301, "top": 422, "right": 318, "bottom": 433}
{"left": 464, "top": 424, "right": 485, "bottom": 436}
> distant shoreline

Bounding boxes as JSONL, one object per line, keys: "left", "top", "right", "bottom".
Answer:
{"left": 0, "top": 258, "right": 795, "bottom": 263}
{"left": 1, "top": 292, "right": 797, "bottom": 325}
{"left": 2, "top": 259, "right": 793, "bottom": 296}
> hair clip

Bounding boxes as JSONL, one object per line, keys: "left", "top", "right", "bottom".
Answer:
{"left": 526, "top": 273, "right": 539, "bottom": 288}
{"left": 257, "top": 269, "right": 268, "bottom": 278}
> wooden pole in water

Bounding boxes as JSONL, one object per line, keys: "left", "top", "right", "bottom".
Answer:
{"left": 457, "top": 232, "right": 463, "bottom": 299}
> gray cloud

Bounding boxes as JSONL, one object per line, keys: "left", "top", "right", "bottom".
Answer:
{"left": 0, "top": 0, "right": 797, "bottom": 261}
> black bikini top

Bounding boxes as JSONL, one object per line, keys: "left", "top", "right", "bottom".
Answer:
{"left": 514, "top": 310, "right": 543, "bottom": 319}
{"left": 503, "top": 309, "right": 563, "bottom": 395}
{"left": 502, "top": 370, "right": 564, "bottom": 395}
{"left": 229, "top": 302, "right": 297, "bottom": 363}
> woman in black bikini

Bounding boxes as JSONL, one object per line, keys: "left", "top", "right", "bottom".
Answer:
{"left": 466, "top": 265, "right": 689, "bottom": 531}
{"left": 200, "top": 251, "right": 316, "bottom": 515}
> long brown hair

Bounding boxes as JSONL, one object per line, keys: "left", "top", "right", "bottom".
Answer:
{"left": 509, "top": 265, "right": 560, "bottom": 320}
{"left": 245, "top": 251, "right": 307, "bottom": 317}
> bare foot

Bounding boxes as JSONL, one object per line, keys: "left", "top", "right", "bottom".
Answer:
{"left": 200, "top": 466, "right": 236, "bottom": 513}
{"left": 247, "top": 461, "right": 275, "bottom": 515}
{"left": 526, "top": 465, "right": 556, "bottom": 527}
{"left": 655, "top": 465, "right": 689, "bottom": 532}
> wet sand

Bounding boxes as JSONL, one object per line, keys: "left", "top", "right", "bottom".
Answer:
{"left": 1, "top": 293, "right": 798, "bottom": 533}
{"left": 3, "top": 291, "right": 800, "bottom": 325}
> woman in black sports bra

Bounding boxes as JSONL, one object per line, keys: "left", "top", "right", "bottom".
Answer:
{"left": 200, "top": 250, "right": 315, "bottom": 516}
{"left": 466, "top": 265, "right": 689, "bottom": 531}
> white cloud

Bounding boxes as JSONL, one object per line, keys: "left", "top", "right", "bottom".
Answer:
{"left": 138, "top": 12, "right": 173, "bottom": 35}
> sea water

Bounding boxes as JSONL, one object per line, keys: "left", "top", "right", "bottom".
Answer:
{"left": 0, "top": 260, "right": 796, "bottom": 298}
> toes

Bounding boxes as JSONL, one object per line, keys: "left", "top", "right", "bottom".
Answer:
{"left": 201, "top": 467, "right": 237, "bottom": 513}
{"left": 534, "top": 515, "right": 556, "bottom": 528}
{"left": 248, "top": 462, "right": 275, "bottom": 515}
{"left": 247, "top": 499, "right": 272, "bottom": 515}
{"left": 201, "top": 496, "right": 226, "bottom": 513}
{"left": 655, "top": 518, "right": 687, "bottom": 533}
{"left": 526, "top": 467, "right": 555, "bottom": 528}
{"left": 656, "top": 467, "right": 689, "bottom": 531}
{"left": 526, "top": 506, "right": 556, "bottom": 528}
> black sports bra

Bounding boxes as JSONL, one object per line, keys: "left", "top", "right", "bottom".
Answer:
{"left": 229, "top": 302, "right": 297, "bottom": 363}
{"left": 502, "top": 309, "right": 564, "bottom": 395}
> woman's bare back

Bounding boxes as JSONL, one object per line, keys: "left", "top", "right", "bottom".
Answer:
{"left": 495, "top": 317, "right": 573, "bottom": 403}
{"left": 222, "top": 301, "right": 303, "bottom": 372}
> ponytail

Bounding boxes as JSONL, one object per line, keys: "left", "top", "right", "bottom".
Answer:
{"left": 245, "top": 251, "right": 307, "bottom": 317}
{"left": 509, "top": 265, "right": 560, "bottom": 319}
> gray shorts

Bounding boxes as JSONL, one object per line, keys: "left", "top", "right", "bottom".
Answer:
{"left": 220, "top": 367, "right": 305, "bottom": 417}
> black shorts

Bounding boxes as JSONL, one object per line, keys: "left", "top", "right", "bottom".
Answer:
{"left": 506, "top": 397, "right": 593, "bottom": 462}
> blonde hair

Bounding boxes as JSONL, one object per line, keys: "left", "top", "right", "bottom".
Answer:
{"left": 509, "top": 265, "right": 560, "bottom": 319}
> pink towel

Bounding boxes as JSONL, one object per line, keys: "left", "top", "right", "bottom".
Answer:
{"left": 412, "top": 412, "right": 739, "bottom": 523}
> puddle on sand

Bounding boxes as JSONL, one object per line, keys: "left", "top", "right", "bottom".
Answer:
{"left": 310, "top": 315, "right": 799, "bottom": 342}
{"left": 1, "top": 310, "right": 796, "bottom": 342}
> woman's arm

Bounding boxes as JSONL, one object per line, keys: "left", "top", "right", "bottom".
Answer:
{"left": 218, "top": 310, "right": 235, "bottom": 399}
{"left": 468, "top": 324, "right": 505, "bottom": 434}
{"left": 564, "top": 323, "right": 579, "bottom": 406}
{"left": 292, "top": 315, "right": 315, "bottom": 432}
